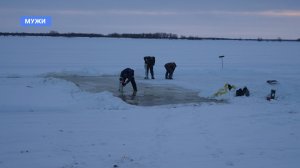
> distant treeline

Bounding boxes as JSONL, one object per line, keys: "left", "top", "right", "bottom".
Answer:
{"left": 0, "top": 31, "right": 299, "bottom": 42}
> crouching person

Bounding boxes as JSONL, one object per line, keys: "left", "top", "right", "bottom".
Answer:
{"left": 164, "top": 62, "right": 177, "bottom": 79}
{"left": 119, "top": 68, "right": 137, "bottom": 95}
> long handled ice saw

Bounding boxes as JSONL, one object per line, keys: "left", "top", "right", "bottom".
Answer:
{"left": 119, "top": 80, "right": 124, "bottom": 95}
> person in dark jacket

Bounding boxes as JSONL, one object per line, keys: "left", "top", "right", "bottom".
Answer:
{"left": 164, "top": 62, "right": 177, "bottom": 79}
{"left": 119, "top": 68, "right": 137, "bottom": 94}
{"left": 144, "top": 56, "right": 155, "bottom": 79}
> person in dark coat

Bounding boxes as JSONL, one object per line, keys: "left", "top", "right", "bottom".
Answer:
{"left": 119, "top": 68, "right": 137, "bottom": 94}
{"left": 164, "top": 62, "right": 177, "bottom": 79}
{"left": 144, "top": 56, "right": 155, "bottom": 79}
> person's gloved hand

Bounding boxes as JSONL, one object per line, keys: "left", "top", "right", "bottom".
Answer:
{"left": 122, "top": 82, "right": 126, "bottom": 86}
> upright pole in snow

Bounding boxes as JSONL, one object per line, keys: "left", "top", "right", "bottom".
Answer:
{"left": 219, "top": 55, "right": 225, "bottom": 69}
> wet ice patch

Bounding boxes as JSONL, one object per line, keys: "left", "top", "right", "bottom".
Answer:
{"left": 48, "top": 74, "right": 223, "bottom": 106}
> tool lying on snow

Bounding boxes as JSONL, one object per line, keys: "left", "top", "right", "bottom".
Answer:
{"left": 267, "top": 80, "right": 278, "bottom": 85}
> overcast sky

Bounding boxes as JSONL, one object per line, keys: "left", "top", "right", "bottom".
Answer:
{"left": 1, "top": 0, "right": 300, "bottom": 39}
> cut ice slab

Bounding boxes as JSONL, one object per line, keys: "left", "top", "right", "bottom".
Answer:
{"left": 48, "top": 74, "right": 223, "bottom": 106}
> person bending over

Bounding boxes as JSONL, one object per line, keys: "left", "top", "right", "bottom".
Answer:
{"left": 119, "top": 68, "right": 137, "bottom": 95}
{"left": 144, "top": 56, "right": 155, "bottom": 79}
{"left": 164, "top": 62, "right": 177, "bottom": 80}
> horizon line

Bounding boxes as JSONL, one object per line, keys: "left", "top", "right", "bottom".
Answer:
{"left": 1, "top": 31, "right": 299, "bottom": 42}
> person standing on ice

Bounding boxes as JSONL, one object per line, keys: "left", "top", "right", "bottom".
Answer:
{"left": 164, "top": 62, "right": 177, "bottom": 79}
{"left": 119, "top": 68, "right": 137, "bottom": 95}
{"left": 144, "top": 56, "right": 155, "bottom": 79}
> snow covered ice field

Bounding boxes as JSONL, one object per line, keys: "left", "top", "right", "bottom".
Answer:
{"left": 0, "top": 36, "right": 300, "bottom": 168}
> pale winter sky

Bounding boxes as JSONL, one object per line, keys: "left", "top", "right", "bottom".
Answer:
{"left": 1, "top": 0, "right": 300, "bottom": 39}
